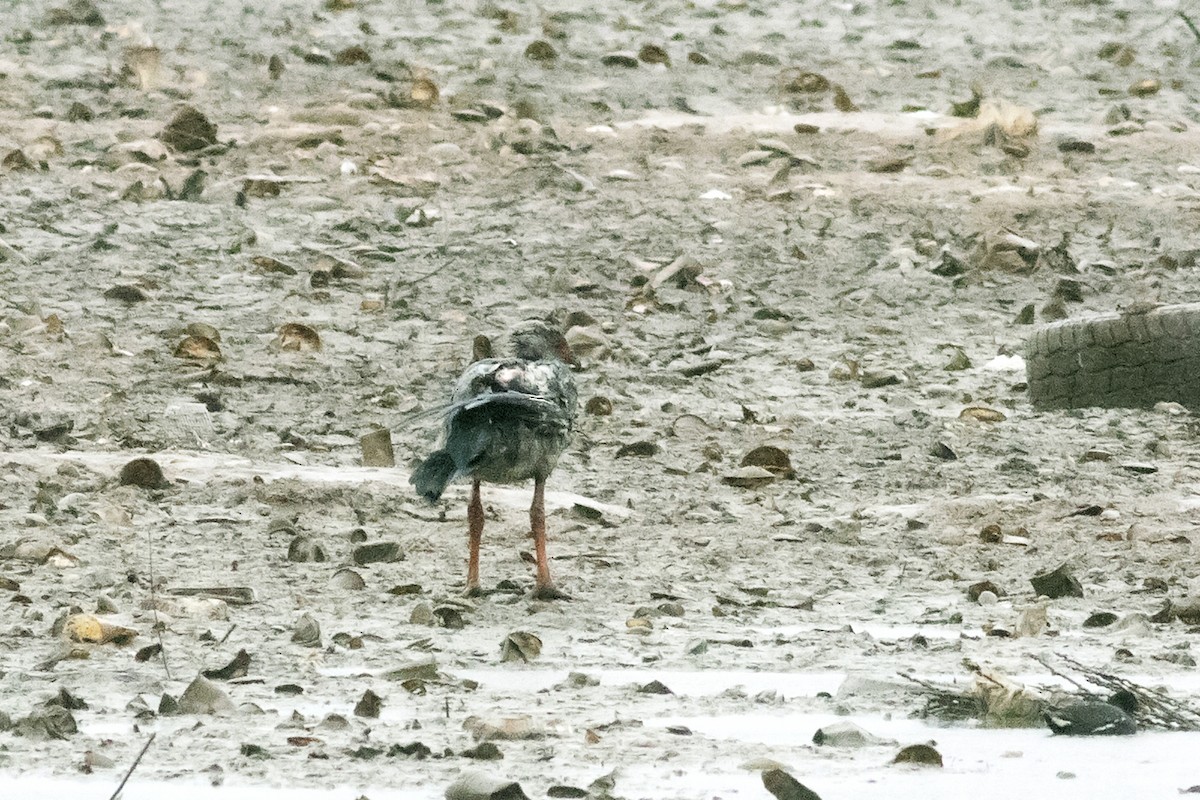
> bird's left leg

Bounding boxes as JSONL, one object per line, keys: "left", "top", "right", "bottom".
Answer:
{"left": 465, "top": 479, "right": 484, "bottom": 596}
{"left": 530, "top": 476, "right": 570, "bottom": 600}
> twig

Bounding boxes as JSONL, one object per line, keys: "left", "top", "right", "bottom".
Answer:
{"left": 147, "top": 527, "right": 172, "bottom": 680}
{"left": 0, "top": 236, "right": 27, "bottom": 265}
{"left": 393, "top": 263, "right": 448, "bottom": 290}
{"left": 1028, "top": 653, "right": 1091, "bottom": 693}
{"left": 1180, "top": 10, "right": 1200, "bottom": 43}
{"left": 896, "top": 671, "right": 954, "bottom": 693}
{"left": 218, "top": 624, "right": 237, "bottom": 646}
{"left": 895, "top": 672, "right": 982, "bottom": 721}
{"left": 109, "top": 732, "right": 156, "bottom": 800}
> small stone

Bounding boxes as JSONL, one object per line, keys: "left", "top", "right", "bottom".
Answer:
{"left": 1083, "top": 611, "right": 1118, "bottom": 628}
{"left": 158, "top": 694, "right": 179, "bottom": 715}
{"left": 119, "top": 458, "right": 165, "bottom": 488}
{"left": 352, "top": 541, "right": 404, "bottom": 565}
{"left": 461, "top": 741, "right": 504, "bottom": 760}
{"left": 291, "top": 613, "right": 321, "bottom": 647}
{"left": 1128, "top": 78, "right": 1160, "bottom": 97}
{"left": 432, "top": 605, "right": 465, "bottom": 629}
{"left": 861, "top": 370, "right": 904, "bottom": 388}
{"left": 761, "top": 768, "right": 823, "bottom": 800}
{"left": 1015, "top": 605, "right": 1048, "bottom": 638}
{"left": 1172, "top": 596, "right": 1200, "bottom": 625}
{"left": 500, "top": 631, "right": 542, "bottom": 663}
{"left": 1030, "top": 563, "right": 1084, "bottom": 599}
{"left": 561, "top": 672, "right": 599, "bottom": 688}
{"left": 812, "top": 721, "right": 891, "bottom": 748}
{"left": 161, "top": 105, "right": 218, "bottom": 152}
{"left": 14, "top": 706, "right": 77, "bottom": 740}
{"left": 585, "top": 396, "right": 613, "bottom": 416}
{"left": 445, "top": 771, "right": 529, "bottom": 800}
{"left": 893, "top": 743, "right": 943, "bottom": 766}
{"left": 524, "top": 40, "right": 557, "bottom": 62}
{"left": 1057, "top": 138, "right": 1095, "bottom": 154}
{"left": 360, "top": 428, "right": 395, "bottom": 467}
{"left": 638, "top": 43, "right": 670, "bottom": 65}
{"left": 601, "top": 51, "right": 640, "bottom": 68}
{"left": 354, "top": 689, "right": 383, "bottom": 718}
{"left": 637, "top": 680, "right": 673, "bottom": 695}
{"left": 287, "top": 535, "right": 328, "bottom": 563}
{"left": 410, "top": 603, "right": 435, "bottom": 625}
{"left": 178, "top": 676, "right": 236, "bottom": 715}
{"left": 329, "top": 568, "right": 366, "bottom": 590}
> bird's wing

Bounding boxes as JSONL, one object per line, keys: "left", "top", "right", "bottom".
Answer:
{"left": 452, "top": 359, "right": 572, "bottom": 404}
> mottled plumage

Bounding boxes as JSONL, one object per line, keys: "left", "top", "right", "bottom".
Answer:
{"left": 411, "top": 320, "right": 578, "bottom": 598}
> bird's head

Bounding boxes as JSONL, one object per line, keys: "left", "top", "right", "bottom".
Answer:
{"left": 511, "top": 319, "right": 578, "bottom": 366}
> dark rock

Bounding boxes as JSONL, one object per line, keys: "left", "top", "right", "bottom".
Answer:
{"left": 461, "top": 741, "right": 503, "bottom": 760}
{"left": 119, "top": 457, "right": 165, "bottom": 488}
{"left": 893, "top": 743, "right": 943, "bottom": 766}
{"left": 762, "top": 768, "right": 822, "bottom": 800}
{"left": 160, "top": 105, "right": 217, "bottom": 152}
{"left": 1083, "top": 612, "right": 1118, "bottom": 629}
{"left": 616, "top": 441, "right": 659, "bottom": 458}
{"left": 354, "top": 689, "right": 382, "bottom": 718}
{"left": 637, "top": 680, "right": 673, "bottom": 695}
{"left": 388, "top": 741, "right": 432, "bottom": 759}
{"left": 1030, "top": 563, "right": 1084, "bottom": 599}
{"left": 1058, "top": 138, "right": 1095, "bottom": 153}
{"left": 287, "top": 535, "right": 328, "bottom": 563}
{"left": 352, "top": 541, "right": 404, "bottom": 565}
{"left": 14, "top": 706, "right": 77, "bottom": 740}
{"left": 445, "top": 771, "right": 529, "bottom": 800}
{"left": 202, "top": 649, "right": 251, "bottom": 681}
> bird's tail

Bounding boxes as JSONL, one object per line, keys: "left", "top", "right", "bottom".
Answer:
{"left": 410, "top": 450, "right": 458, "bottom": 502}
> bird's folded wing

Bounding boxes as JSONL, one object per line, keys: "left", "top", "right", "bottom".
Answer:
{"left": 451, "top": 390, "right": 564, "bottom": 417}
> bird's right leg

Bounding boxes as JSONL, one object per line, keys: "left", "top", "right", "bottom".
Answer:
{"left": 466, "top": 479, "right": 484, "bottom": 596}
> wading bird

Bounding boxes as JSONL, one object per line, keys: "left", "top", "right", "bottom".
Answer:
{"left": 411, "top": 320, "right": 578, "bottom": 599}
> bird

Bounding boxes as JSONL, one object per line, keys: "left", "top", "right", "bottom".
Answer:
{"left": 1044, "top": 690, "right": 1138, "bottom": 736}
{"left": 410, "top": 320, "right": 578, "bottom": 599}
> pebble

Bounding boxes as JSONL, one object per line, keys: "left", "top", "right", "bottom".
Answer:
{"left": 410, "top": 603, "right": 435, "bottom": 625}
{"left": 812, "top": 721, "right": 892, "bottom": 748}
{"left": 178, "top": 676, "right": 236, "bottom": 715}
{"left": 445, "top": 771, "right": 529, "bottom": 800}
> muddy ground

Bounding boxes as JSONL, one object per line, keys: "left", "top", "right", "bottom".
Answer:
{"left": 4, "top": 0, "right": 1200, "bottom": 797}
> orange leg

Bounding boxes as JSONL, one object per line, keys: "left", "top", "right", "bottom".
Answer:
{"left": 466, "top": 479, "right": 484, "bottom": 595}
{"left": 530, "top": 477, "right": 570, "bottom": 600}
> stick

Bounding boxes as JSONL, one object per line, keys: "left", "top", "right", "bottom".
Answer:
{"left": 109, "top": 732, "right": 156, "bottom": 800}
{"left": 1028, "top": 653, "right": 1091, "bottom": 693}
{"left": 1181, "top": 11, "right": 1200, "bottom": 43}
{"left": 218, "top": 624, "right": 237, "bottom": 646}
{"left": 393, "top": 263, "right": 448, "bottom": 290}
{"left": 147, "top": 527, "right": 172, "bottom": 680}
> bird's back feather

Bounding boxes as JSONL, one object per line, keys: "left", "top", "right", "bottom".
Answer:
{"left": 411, "top": 354, "right": 577, "bottom": 496}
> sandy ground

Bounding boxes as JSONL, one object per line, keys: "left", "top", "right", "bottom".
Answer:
{"left": 4, "top": 0, "right": 1200, "bottom": 797}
